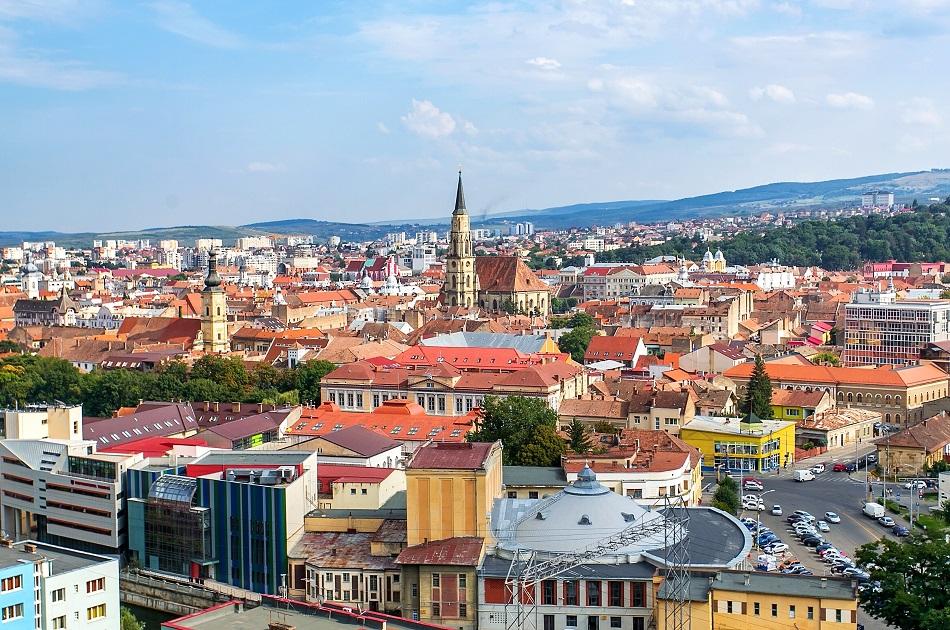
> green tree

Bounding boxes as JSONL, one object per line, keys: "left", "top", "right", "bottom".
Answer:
{"left": 566, "top": 312, "right": 595, "bottom": 328}
{"left": 0, "top": 340, "right": 21, "bottom": 353}
{"left": 568, "top": 419, "right": 592, "bottom": 453}
{"left": 940, "top": 499, "right": 950, "bottom": 525}
{"left": 712, "top": 482, "right": 741, "bottom": 515}
{"left": 190, "top": 355, "right": 248, "bottom": 396}
{"left": 467, "top": 396, "right": 565, "bottom": 466}
{"left": 857, "top": 533, "right": 950, "bottom": 630}
{"left": 740, "top": 355, "right": 773, "bottom": 420}
{"left": 812, "top": 351, "right": 840, "bottom": 366}
{"left": 558, "top": 326, "right": 597, "bottom": 363}
{"left": 296, "top": 360, "right": 337, "bottom": 405}
{"left": 120, "top": 607, "right": 146, "bottom": 630}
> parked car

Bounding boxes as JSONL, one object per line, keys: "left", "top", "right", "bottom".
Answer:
{"left": 817, "top": 521, "right": 830, "bottom": 532}
{"left": 764, "top": 542, "right": 789, "bottom": 554}
{"left": 793, "top": 510, "right": 814, "bottom": 520}
{"left": 892, "top": 525, "right": 910, "bottom": 537}
{"left": 832, "top": 463, "right": 847, "bottom": 472}
{"left": 866, "top": 454, "right": 877, "bottom": 463}
{"left": 771, "top": 505, "right": 783, "bottom": 516}
{"left": 744, "top": 480, "right": 764, "bottom": 491}
{"left": 801, "top": 536, "right": 823, "bottom": 547}
{"left": 824, "top": 511, "right": 841, "bottom": 523}
{"left": 816, "top": 543, "right": 835, "bottom": 553}
{"left": 877, "top": 516, "right": 896, "bottom": 527}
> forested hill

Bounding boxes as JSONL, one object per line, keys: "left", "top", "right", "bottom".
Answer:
{"left": 597, "top": 200, "right": 950, "bottom": 270}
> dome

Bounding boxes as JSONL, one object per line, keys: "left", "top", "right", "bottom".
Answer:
{"left": 714, "top": 249, "right": 725, "bottom": 261}
{"left": 702, "top": 249, "right": 713, "bottom": 262}
{"left": 360, "top": 275, "right": 374, "bottom": 289}
{"left": 494, "top": 466, "right": 675, "bottom": 559}
{"left": 21, "top": 263, "right": 39, "bottom": 275}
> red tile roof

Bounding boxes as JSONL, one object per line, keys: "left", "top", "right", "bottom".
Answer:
{"left": 395, "top": 536, "right": 484, "bottom": 566}
{"left": 475, "top": 256, "right": 551, "bottom": 292}
{"left": 408, "top": 441, "right": 500, "bottom": 470}
{"left": 724, "top": 361, "right": 949, "bottom": 387}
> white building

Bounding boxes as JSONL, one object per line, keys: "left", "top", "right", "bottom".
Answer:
{"left": 861, "top": 190, "right": 895, "bottom": 208}
{"left": 0, "top": 540, "right": 120, "bottom": 630}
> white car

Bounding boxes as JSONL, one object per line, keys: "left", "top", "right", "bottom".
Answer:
{"left": 824, "top": 512, "right": 841, "bottom": 524}
{"left": 903, "top": 481, "right": 927, "bottom": 489}
{"left": 744, "top": 481, "right": 764, "bottom": 491}
{"left": 771, "top": 505, "right": 783, "bottom": 516}
{"left": 811, "top": 463, "right": 825, "bottom": 474}
{"left": 817, "top": 521, "right": 830, "bottom": 532}
{"left": 764, "top": 542, "right": 789, "bottom": 554}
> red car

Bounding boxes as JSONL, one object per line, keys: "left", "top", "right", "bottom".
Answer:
{"left": 743, "top": 476, "right": 762, "bottom": 484}
{"left": 832, "top": 463, "right": 847, "bottom": 472}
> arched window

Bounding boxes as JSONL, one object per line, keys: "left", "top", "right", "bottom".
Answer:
{"left": 837, "top": 392, "right": 845, "bottom": 401}
{"left": 895, "top": 413, "right": 901, "bottom": 424}
{"left": 205, "top": 307, "right": 210, "bottom": 316}
{"left": 492, "top": 299, "right": 498, "bottom": 311}
{"left": 847, "top": 393, "right": 853, "bottom": 403}
{"left": 216, "top": 307, "right": 221, "bottom": 316}
{"left": 885, "top": 413, "right": 891, "bottom": 423}
{"left": 856, "top": 393, "right": 863, "bottom": 403}
{"left": 465, "top": 276, "right": 470, "bottom": 288}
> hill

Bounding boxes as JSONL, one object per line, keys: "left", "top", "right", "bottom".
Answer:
{"left": 2, "top": 169, "right": 949, "bottom": 247}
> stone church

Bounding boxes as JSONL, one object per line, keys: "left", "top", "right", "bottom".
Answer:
{"left": 440, "top": 174, "right": 551, "bottom": 316}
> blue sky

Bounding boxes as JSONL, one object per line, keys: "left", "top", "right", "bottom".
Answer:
{"left": 1, "top": 0, "right": 949, "bottom": 232}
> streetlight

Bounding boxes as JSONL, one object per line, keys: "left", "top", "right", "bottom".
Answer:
{"left": 754, "top": 489, "right": 777, "bottom": 550}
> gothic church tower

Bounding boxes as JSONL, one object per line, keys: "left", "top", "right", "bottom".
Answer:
{"left": 442, "top": 172, "right": 478, "bottom": 308}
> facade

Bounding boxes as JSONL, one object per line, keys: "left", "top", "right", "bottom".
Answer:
{"left": 0, "top": 540, "right": 120, "bottom": 630}
{"left": 198, "top": 250, "right": 229, "bottom": 353}
{"left": 795, "top": 408, "right": 880, "bottom": 450}
{"left": 0, "top": 437, "right": 134, "bottom": 555}
{"left": 126, "top": 450, "right": 318, "bottom": 594}
{"left": 770, "top": 388, "right": 834, "bottom": 421}
{"left": 843, "top": 287, "right": 950, "bottom": 367}
{"left": 874, "top": 411, "right": 950, "bottom": 477}
{"left": 442, "top": 173, "right": 478, "bottom": 309}
{"left": 724, "top": 361, "right": 950, "bottom": 427}
{"left": 656, "top": 570, "right": 859, "bottom": 630}
{"left": 12, "top": 289, "right": 78, "bottom": 328}
{"left": 678, "top": 414, "right": 797, "bottom": 473}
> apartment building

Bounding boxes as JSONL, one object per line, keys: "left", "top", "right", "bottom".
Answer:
{"left": 0, "top": 540, "right": 119, "bottom": 630}
{"left": 843, "top": 287, "right": 950, "bottom": 367}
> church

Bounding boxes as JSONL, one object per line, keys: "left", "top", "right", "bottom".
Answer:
{"left": 440, "top": 174, "right": 551, "bottom": 316}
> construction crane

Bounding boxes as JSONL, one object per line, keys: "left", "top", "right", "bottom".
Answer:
{"left": 503, "top": 496, "right": 691, "bottom": 630}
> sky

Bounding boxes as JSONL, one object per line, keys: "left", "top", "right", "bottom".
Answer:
{"left": 1, "top": 0, "right": 950, "bottom": 232}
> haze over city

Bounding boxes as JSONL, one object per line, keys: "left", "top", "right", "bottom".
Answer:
{"left": 2, "top": 0, "right": 950, "bottom": 231}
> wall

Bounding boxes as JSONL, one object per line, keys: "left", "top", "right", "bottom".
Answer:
{"left": 0, "top": 561, "right": 33, "bottom": 630}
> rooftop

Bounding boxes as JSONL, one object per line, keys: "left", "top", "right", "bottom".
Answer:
{"left": 408, "top": 441, "right": 500, "bottom": 470}
{"left": 682, "top": 414, "right": 795, "bottom": 437}
{"left": 0, "top": 540, "right": 114, "bottom": 575}
{"left": 659, "top": 570, "right": 857, "bottom": 602}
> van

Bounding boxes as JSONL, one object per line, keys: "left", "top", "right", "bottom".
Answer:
{"left": 863, "top": 502, "right": 885, "bottom": 519}
{"left": 793, "top": 469, "right": 815, "bottom": 482}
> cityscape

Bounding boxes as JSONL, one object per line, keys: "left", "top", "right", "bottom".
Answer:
{"left": 3, "top": 3, "right": 950, "bottom": 630}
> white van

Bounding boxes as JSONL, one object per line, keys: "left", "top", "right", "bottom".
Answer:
{"left": 793, "top": 469, "right": 815, "bottom": 482}
{"left": 863, "top": 502, "right": 886, "bottom": 519}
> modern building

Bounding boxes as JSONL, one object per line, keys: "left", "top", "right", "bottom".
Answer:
{"left": 126, "top": 450, "right": 319, "bottom": 594}
{"left": 843, "top": 286, "right": 950, "bottom": 367}
{"left": 861, "top": 190, "right": 894, "bottom": 208}
{"left": 678, "top": 414, "right": 797, "bottom": 473}
{"left": 656, "top": 570, "right": 859, "bottom": 629}
{"left": 0, "top": 540, "right": 120, "bottom": 630}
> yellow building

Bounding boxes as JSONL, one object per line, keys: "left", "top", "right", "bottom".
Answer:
{"left": 770, "top": 388, "right": 834, "bottom": 422}
{"left": 656, "top": 570, "right": 859, "bottom": 629}
{"left": 197, "top": 250, "right": 229, "bottom": 353}
{"left": 679, "top": 414, "right": 797, "bottom": 473}
{"left": 397, "top": 441, "right": 503, "bottom": 630}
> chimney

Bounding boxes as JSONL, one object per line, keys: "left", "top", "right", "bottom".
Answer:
{"left": 1, "top": 540, "right": 12, "bottom": 548}
{"left": 213, "top": 402, "right": 219, "bottom": 412}
{"left": 23, "top": 543, "right": 36, "bottom": 553}
{"left": 233, "top": 402, "right": 241, "bottom": 413}
{"left": 258, "top": 403, "right": 264, "bottom": 413}
{"left": 204, "top": 401, "right": 211, "bottom": 411}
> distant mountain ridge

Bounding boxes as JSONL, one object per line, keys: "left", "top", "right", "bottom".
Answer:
{"left": 2, "top": 169, "right": 949, "bottom": 247}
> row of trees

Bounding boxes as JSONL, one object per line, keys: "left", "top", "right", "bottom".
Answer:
{"left": 596, "top": 201, "right": 950, "bottom": 270}
{"left": 0, "top": 354, "right": 337, "bottom": 417}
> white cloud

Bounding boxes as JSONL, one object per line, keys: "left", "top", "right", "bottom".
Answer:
{"left": 148, "top": 1, "right": 242, "bottom": 49}
{"left": 246, "top": 161, "right": 283, "bottom": 173}
{"left": 0, "top": 25, "right": 119, "bottom": 89}
{"left": 526, "top": 56, "right": 561, "bottom": 70}
{"left": 401, "top": 99, "right": 457, "bottom": 139}
{"left": 901, "top": 97, "right": 942, "bottom": 126}
{"left": 749, "top": 83, "right": 796, "bottom": 103}
{"left": 826, "top": 91, "right": 874, "bottom": 109}
{"left": 376, "top": 121, "right": 390, "bottom": 134}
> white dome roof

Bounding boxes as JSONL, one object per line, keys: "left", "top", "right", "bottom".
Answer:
{"left": 714, "top": 249, "right": 725, "bottom": 261}
{"left": 702, "top": 249, "right": 713, "bottom": 262}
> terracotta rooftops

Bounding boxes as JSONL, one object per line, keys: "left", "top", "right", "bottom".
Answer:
{"left": 408, "top": 441, "right": 500, "bottom": 470}
{"left": 395, "top": 536, "right": 484, "bottom": 566}
{"left": 475, "top": 256, "right": 551, "bottom": 293}
{"left": 724, "top": 361, "right": 949, "bottom": 387}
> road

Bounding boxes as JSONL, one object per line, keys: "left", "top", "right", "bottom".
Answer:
{"left": 707, "top": 454, "right": 900, "bottom": 630}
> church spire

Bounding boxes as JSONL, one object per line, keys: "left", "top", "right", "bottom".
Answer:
{"left": 453, "top": 170, "right": 467, "bottom": 215}
{"left": 204, "top": 250, "right": 222, "bottom": 291}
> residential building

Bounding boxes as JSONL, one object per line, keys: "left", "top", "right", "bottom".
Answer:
{"left": 583, "top": 335, "right": 647, "bottom": 367}
{"left": 0, "top": 540, "right": 120, "bottom": 630}
{"left": 861, "top": 190, "right": 894, "bottom": 208}
{"left": 501, "top": 466, "right": 567, "bottom": 500}
{"left": 679, "top": 342, "right": 746, "bottom": 375}
{"left": 126, "top": 450, "right": 319, "bottom": 594}
{"left": 12, "top": 290, "right": 78, "bottom": 328}
{"left": 875, "top": 411, "right": 950, "bottom": 477}
{"left": 843, "top": 287, "right": 950, "bottom": 367}
{"left": 796, "top": 408, "right": 880, "bottom": 450}
{"left": 292, "top": 425, "right": 403, "bottom": 467}
{"left": 771, "top": 388, "right": 834, "bottom": 421}
{"left": 678, "top": 414, "right": 797, "bottom": 473}
{"left": 724, "top": 361, "right": 950, "bottom": 427}
{"left": 656, "top": 570, "right": 859, "bottom": 630}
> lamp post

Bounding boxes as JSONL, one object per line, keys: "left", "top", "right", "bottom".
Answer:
{"left": 754, "top": 489, "right": 777, "bottom": 550}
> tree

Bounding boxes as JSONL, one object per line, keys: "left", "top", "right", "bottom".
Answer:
{"left": 566, "top": 312, "right": 595, "bottom": 328}
{"left": 740, "top": 355, "right": 773, "bottom": 420}
{"left": 296, "top": 359, "right": 337, "bottom": 405}
{"left": 856, "top": 533, "right": 950, "bottom": 630}
{"left": 812, "top": 351, "right": 840, "bottom": 366}
{"left": 120, "top": 607, "right": 146, "bottom": 630}
{"left": 0, "top": 340, "right": 20, "bottom": 353}
{"left": 558, "top": 326, "right": 597, "bottom": 363}
{"left": 712, "top": 482, "right": 740, "bottom": 515}
{"left": 940, "top": 499, "right": 950, "bottom": 526}
{"left": 467, "top": 396, "right": 564, "bottom": 466}
{"left": 568, "top": 419, "right": 592, "bottom": 453}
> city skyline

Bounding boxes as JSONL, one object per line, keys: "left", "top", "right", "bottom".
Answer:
{"left": 2, "top": 1, "right": 950, "bottom": 231}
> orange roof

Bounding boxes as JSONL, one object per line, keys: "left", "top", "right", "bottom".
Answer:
{"left": 289, "top": 400, "right": 475, "bottom": 442}
{"left": 724, "top": 361, "right": 949, "bottom": 387}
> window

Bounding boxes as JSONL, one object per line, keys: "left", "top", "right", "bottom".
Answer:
{"left": 52, "top": 588, "right": 65, "bottom": 602}
{"left": 361, "top": 489, "right": 368, "bottom": 495}
{"left": 87, "top": 604, "right": 106, "bottom": 621}
{"left": 807, "top": 606, "right": 814, "bottom": 620}
{"left": 771, "top": 603, "right": 778, "bottom": 617}
{"left": 789, "top": 605, "right": 796, "bottom": 619}
{"left": 458, "top": 573, "right": 467, "bottom": 588}
{"left": 726, "top": 601, "right": 734, "bottom": 614}
{"left": 631, "top": 582, "right": 646, "bottom": 608}
{"left": 566, "top": 615, "right": 578, "bottom": 628}
{"left": 0, "top": 575, "right": 21, "bottom": 592}
{"left": 632, "top": 619, "right": 644, "bottom": 630}
{"left": 52, "top": 616, "right": 66, "bottom": 629}
{"left": 432, "top": 574, "right": 440, "bottom": 587}
{"left": 86, "top": 578, "right": 105, "bottom": 594}
{"left": 529, "top": 491, "right": 539, "bottom": 499}
{"left": 411, "top": 583, "right": 418, "bottom": 598}
{"left": 753, "top": 602, "right": 760, "bottom": 616}
{"left": 835, "top": 610, "right": 843, "bottom": 623}
{"left": 565, "top": 581, "right": 578, "bottom": 606}
{"left": 542, "top": 580, "right": 556, "bottom": 605}
{"left": 543, "top": 615, "right": 555, "bottom": 630}
{"left": 459, "top": 603, "right": 467, "bottom": 617}
{"left": 609, "top": 581, "right": 623, "bottom": 607}
{"left": 610, "top": 618, "right": 622, "bottom": 629}
{"left": 432, "top": 603, "right": 440, "bottom": 617}
{"left": 507, "top": 491, "right": 517, "bottom": 499}
{"left": 1, "top": 604, "right": 23, "bottom": 621}
{"left": 587, "top": 581, "right": 601, "bottom": 606}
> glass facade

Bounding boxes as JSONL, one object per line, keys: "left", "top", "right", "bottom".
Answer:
{"left": 144, "top": 476, "right": 213, "bottom": 576}
{"left": 67, "top": 456, "right": 116, "bottom": 481}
